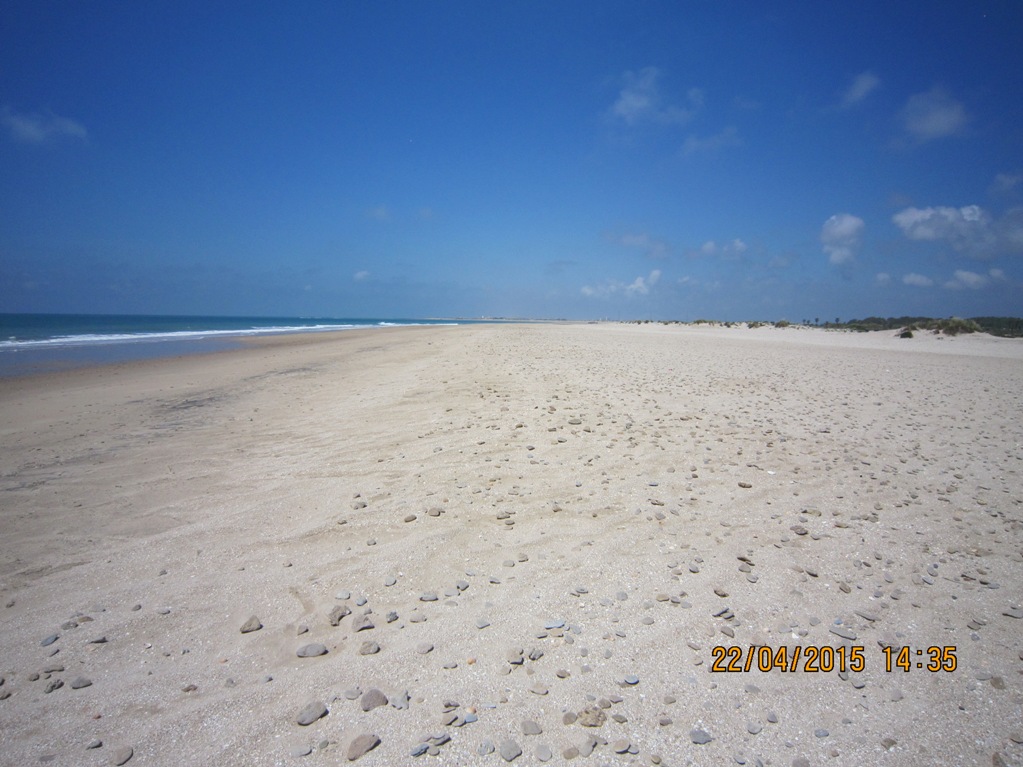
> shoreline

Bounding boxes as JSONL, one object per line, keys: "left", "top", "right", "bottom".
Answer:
{"left": 1, "top": 323, "right": 1021, "bottom": 766}
{"left": 3, "top": 320, "right": 1021, "bottom": 384}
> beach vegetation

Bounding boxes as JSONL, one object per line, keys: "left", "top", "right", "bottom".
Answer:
{"left": 627, "top": 315, "right": 1020, "bottom": 336}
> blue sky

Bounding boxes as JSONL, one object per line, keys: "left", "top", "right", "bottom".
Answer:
{"left": 2, "top": 2, "right": 1022, "bottom": 321}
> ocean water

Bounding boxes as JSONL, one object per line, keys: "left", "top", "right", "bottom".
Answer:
{"left": 0, "top": 313, "right": 460, "bottom": 377}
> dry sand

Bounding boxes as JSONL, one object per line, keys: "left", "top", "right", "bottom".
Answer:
{"left": 1, "top": 322, "right": 1021, "bottom": 766}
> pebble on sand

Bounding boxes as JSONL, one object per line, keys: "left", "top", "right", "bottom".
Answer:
{"left": 296, "top": 643, "right": 328, "bottom": 658}
{"left": 690, "top": 728, "right": 713, "bottom": 744}
{"left": 360, "top": 688, "right": 388, "bottom": 712}
{"left": 112, "top": 746, "right": 134, "bottom": 765}
{"left": 346, "top": 733, "right": 380, "bottom": 761}
{"left": 296, "top": 700, "right": 328, "bottom": 726}
{"left": 358, "top": 641, "right": 380, "bottom": 655}
{"left": 240, "top": 615, "right": 262, "bottom": 633}
{"left": 499, "top": 739, "right": 523, "bottom": 761}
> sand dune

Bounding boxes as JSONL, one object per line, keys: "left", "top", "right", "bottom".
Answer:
{"left": 1, "top": 323, "right": 1021, "bottom": 766}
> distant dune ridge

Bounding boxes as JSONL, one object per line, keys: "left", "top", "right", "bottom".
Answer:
{"left": 1, "top": 323, "right": 1021, "bottom": 765}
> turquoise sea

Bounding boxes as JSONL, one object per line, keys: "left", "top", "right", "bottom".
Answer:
{"left": 0, "top": 313, "right": 463, "bottom": 377}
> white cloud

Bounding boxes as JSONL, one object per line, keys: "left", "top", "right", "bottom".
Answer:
{"left": 625, "top": 269, "right": 661, "bottom": 295}
{"left": 821, "top": 213, "right": 865, "bottom": 265}
{"left": 875, "top": 272, "right": 891, "bottom": 286}
{"left": 903, "top": 272, "right": 934, "bottom": 287}
{"left": 901, "top": 87, "right": 968, "bottom": 141}
{"left": 841, "top": 71, "right": 879, "bottom": 108}
{"left": 991, "top": 173, "right": 1022, "bottom": 195}
{"left": 681, "top": 126, "right": 741, "bottom": 156}
{"left": 698, "top": 238, "right": 747, "bottom": 259}
{"left": 892, "top": 204, "right": 1023, "bottom": 258}
{"left": 617, "top": 232, "right": 669, "bottom": 259}
{"left": 2, "top": 106, "right": 87, "bottom": 143}
{"left": 944, "top": 268, "right": 1006, "bottom": 290}
{"left": 612, "top": 68, "right": 702, "bottom": 126}
{"left": 893, "top": 204, "right": 986, "bottom": 241}
{"left": 944, "top": 269, "right": 987, "bottom": 289}
{"left": 582, "top": 269, "right": 661, "bottom": 299}
{"left": 353, "top": 270, "right": 370, "bottom": 281}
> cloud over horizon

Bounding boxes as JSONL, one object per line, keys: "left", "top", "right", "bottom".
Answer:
{"left": 582, "top": 269, "right": 661, "bottom": 299}
{"left": 821, "top": 213, "right": 865, "bottom": 265}
{"left": 892, "top": 205, "right": 1023, "bottom": 259}
{"left": 903, "top": 272, "right": 934, "bottom": 287}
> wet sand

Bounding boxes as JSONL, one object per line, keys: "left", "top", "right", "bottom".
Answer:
{"left": 1, "top": 323, "right": 1021, "bottom": 766}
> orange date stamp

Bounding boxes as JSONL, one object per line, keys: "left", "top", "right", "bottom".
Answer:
{"left": 710, "top": 645, "right": 957, "bottom": 673}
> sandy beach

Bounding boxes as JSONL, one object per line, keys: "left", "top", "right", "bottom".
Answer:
{"left": 1, "top": 322, "right": 1021, "bottom": 767}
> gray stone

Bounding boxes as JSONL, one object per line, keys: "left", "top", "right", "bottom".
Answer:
{"left": 70, "top": 676, "right": 92, "bottom": 689}
{"left": 351, "top": 614, "right": 374, "bottom": 632}
{"left": 358, "top": 641, "right": 380, "bottom": 655}
{"left": 579, "top": 737, "right": 598, "bottom": 757}
{"left": 346, "top": 733, "right": 380, "bottom": 760}
{"left": 829, "top": 625, "right": 857, "bottom": 641}
{"left": 360, "top": 688, "right": 387, "bottom": 711}
{"left": 478, "top": 740, "right": 496, "bottom": 755}
{"left": 112, "top": 746, "right": 134, "bottom": 765}
{"left": 576, "top": 707, "right": 606, "bottom": 727}
{"left": 390, "top": 690, "right": 410, "bottom": 710}
{"left": 296, "top": 643, "right": 328, "bottom": 658}
{"left": 297, "top": 700, "right": 328, "bottom": 725}
{"left": 328, "top": 605, "right": 351, "bottom": 626}
{"left": 691, "top": 728, "right": 713, "bottom": 744}
{"left": 522, "top": 720, "right": 542, "bottom": 735}
{"left": 240, "top": 615, "right": 262, "bottom": 633}
{"left": 536, "top": 744, "right": 553, "bottom": 761}
{"left": 499, "top": 739, "right": 522, "bottom": 761}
